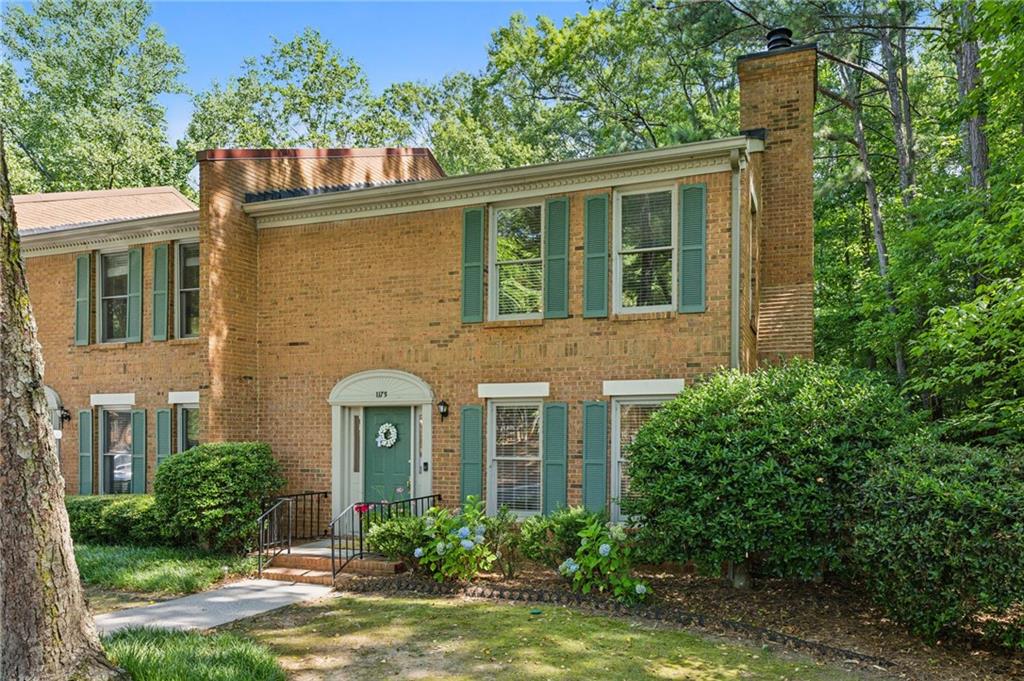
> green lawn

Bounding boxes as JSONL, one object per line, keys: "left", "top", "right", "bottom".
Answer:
{"left": 103, "top": 628, "right": 284, "bottom": 681}
{"left": 75, "top": 544, "right": 256, "bottom": 595}
{"left": 229, "top": 594, "right": 871, "bottom": 680}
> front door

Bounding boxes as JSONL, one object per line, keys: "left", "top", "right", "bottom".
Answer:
{"left": 363, "top": 406, "right": 412, "bottom": 502}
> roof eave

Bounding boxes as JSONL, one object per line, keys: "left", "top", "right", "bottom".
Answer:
{"left": 19, "top": 210, "right": 200, "bottom": 257}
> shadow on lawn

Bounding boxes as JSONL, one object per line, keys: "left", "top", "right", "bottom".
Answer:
{"left": 228, "top": 594, "right": 865, "bottom": 681}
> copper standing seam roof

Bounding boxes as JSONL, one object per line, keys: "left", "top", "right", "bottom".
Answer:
{"left": 14, "top": 186, "right": 197, "bottom": 235}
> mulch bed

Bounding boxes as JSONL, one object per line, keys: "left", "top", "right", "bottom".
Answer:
{"left": 337, "top": 563, "right": 1023, "bottom": 681}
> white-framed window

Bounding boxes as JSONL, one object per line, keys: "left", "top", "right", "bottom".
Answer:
{"left": 611, "top": 398, "right": 669, "bottom": 522}
{"left": 613, "top": 186, "right": 677, "bottom": 313}
{"left": 177, "top": 403, "right": 199, "bottom": 452}
{"left": 100, "top": 407, "right": 133, "bottom": 494}
{"left": 176, "top": 241, "right": 200, "bottom": 338}
{"left": 489, "top": 202, "right": 544, "bottom": 320}
{"left": 98, "top": 252, "right": 130, "bottom": 342}
{"left": 487, "top": 400, "right": 543, "bottom": 516}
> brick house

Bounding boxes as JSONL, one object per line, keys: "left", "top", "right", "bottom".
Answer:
{"left": 19, "top": 40, "right": 815, "bottom": 524}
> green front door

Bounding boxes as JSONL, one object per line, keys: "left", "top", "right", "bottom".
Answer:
{"left": 364, "top": 406, "right": 412, "bottom": 502}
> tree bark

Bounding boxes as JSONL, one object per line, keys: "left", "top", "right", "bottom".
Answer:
{"left": 880, "top": 27, "right": 915, "bottom": 206}
{"left": 956, "top": 0, "right": 989, "bottom": 192}
{"left": 842, "top": 67, "right": 908, "bottom": 381}
{"left": 0, "top": 131, "right": 127, "bottom": 680}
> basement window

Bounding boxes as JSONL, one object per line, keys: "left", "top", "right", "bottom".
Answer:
{"left": 613, "top": 187, "right": 677, "bottom": 313}
{"left": 489, "top": 203, "right": 544, "bottom": 319}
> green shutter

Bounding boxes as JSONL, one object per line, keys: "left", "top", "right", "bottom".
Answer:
{"left": 152, "top": 244, "right": 168, "bottom": 341}
{"left": 583, "top": 195, "right": 609, "bottom": 318}
{"left": 544, "top": 197, "right": 569, "bottom": 318}
{"left": 156, "top": 409, "right": 172, "bottom": 466}
{"left": 74, "top": 254, "right": 90, "bottom": 345}
{"left": 126, "top": 247, "right": 143, "bottom": 342}
{"left": 582, "top": 401, "right": 608, "bottom": 513}
{"left": 459, "top": 405, "right": 483, "bottom": 502}
{"left": 131, "top": 410, "right": 146, "bottom": 494}
{"left": 542, "top": 402, "right": 568, "bottom": 515}
{"left": 461, "top": 208, "right": 485, "bottom": 323}
{"left": 77, "top": 410, "right": 93, "bottom": 495}
{"left": 679, "top": 184, "right": 707, "bottom": 313}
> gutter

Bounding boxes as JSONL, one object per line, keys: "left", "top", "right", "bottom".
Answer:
{"left": 730, "top": 149, "right": 742, "bottom": 370}
{"left": 19, "top": 210, "right": 199, "bottom": 257}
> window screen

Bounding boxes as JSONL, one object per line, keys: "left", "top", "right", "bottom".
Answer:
{"left": 493, "top": 404, "right": 542, "bottom": 513}
{"left": 619, "top": 191, "right": 674, "bottom": 309}
{"left": 101, "top": 253, "right": 130, "bottom": 341}
{"left": 616, "top": 403, "right": 663, "bottom": 509}
{"left": 494, "top": 205, "right": 542, "bottom": 316}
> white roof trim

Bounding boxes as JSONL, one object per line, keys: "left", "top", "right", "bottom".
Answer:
{"left": 602, "top": 379, "right": 685, "bottom": 397}
{"left": 477, "top": 382, "right": 550, "bottom": 399}
{"left": 246, "top": 136, "right": 763, "bottom": 229}
{"left": 328, "top": 369, "right": 433, "bottom": 406}
{"left": 21, "top": 211, "right": 199, "bottom": 258}
{"left": 168, "top": 391, "right": 200, "bottom": 405}
{"left": 90, "top": 392, "right": 136, "bottom": 407}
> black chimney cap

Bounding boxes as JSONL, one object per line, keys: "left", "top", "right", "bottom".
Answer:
{"left": 766, "top": 27, "right": 793, "bottom": 51}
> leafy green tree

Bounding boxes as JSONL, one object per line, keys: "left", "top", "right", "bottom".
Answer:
{"left": 0, "top": 0, "right": 185, "bottom": 193}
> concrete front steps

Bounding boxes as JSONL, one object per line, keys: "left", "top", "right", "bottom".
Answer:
{"left": 262, "top": 550, "right": 404, "bottom": 586}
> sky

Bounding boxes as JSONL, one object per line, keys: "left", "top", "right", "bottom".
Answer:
{"left": 143, "top": 1, "right": 591, "bottom": 142}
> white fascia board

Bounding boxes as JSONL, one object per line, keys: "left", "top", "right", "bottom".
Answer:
{"left": 90, "top": 392, "right": 136, "bottom": 407}
{"left": 168, "top": 391, "right": 200, "bottom": 404}
{"left": 602, "top": 379, "right": 685, "bottom": 397}
{"left": 477, "top": 382, "right": 551, "bottom": 399}
{"left": 21, "top": 212, "right": 199, "bottom": 258}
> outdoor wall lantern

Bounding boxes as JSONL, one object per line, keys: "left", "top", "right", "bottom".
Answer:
{"left": 59, "top": 407, "right": 71, "bottom": 424}
{"left": 437, "top": 400, "right": 449, "bottom": 421}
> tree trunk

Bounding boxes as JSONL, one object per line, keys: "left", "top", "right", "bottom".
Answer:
{"left": 880, "top": 28, "right": 915, "bottom": 206}
{"left": 0, "top": 131, "right": 127, "bottom": 680}
{"left": 956, "top": 0, "right": 989, "bottom": 192}
{"left": 843, "top": 68, "right": 907, "bottom": 381}
{"left": 727, "top": 559, "right": 752, "bottom": 590}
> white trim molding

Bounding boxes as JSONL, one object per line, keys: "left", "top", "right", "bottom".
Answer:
{"left": 90, "top": 392, "right": 135, "bottom": 407}
{"left": 168, "top": 391, "right": 200, "bottom": 404}
{"left": 21, "top": 211, "right": 199, "bottom": 258}
{"left": 602, "top": 379, "right": 684, "bottom": 397}
{"left": 477, "top": 382, "right": 550, "bottom": 399}
{"left": 245, "top": 136, "right": 764, "bottom": 229}
{"left": 329, "top": 369, "right": 434, "bottom": 407}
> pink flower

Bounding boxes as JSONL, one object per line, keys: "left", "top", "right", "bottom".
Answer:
{"left": 354, "top": 503, "right": 370, "bottom": 514}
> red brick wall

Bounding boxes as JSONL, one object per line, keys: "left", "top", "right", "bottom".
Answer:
{"left": 25, "top": 245, "right": 205, "bottom": 494}
{"left": 255, "top": 171, "right": 734, "bottom": 505}
{"left": 738, "top": 46, "right": 816, "bottom": 362}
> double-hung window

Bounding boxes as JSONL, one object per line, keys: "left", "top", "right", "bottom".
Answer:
{"left": 611, "top": 398, "right": 668, "bottom": 522}
{"left": 176, "top": 241, "right": 200, "bottom": 338}
{"left": 99, "top": 253, "right": 130, "bottom": 342}
{"left": 490, "top": 204, "right": 543, "bottom": 319}
{"left": 488, "top": 401, "right": 543, "bottom": 516}
{"left": 177, "top": 404, "right": 199, "bottom": 452}
{"left": 101, "top": 408, "right": 133, "bottom": 494}
{"left": 614, "top": 187, "right": 677, "bottom": 313}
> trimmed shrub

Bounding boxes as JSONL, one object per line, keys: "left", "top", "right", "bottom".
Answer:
{"left": 483, "top": 506, "right": 523, "bottom": 579}
{"left": 559, "top": 515, "right": 651, "bottom": 604}
{"left": 366, "top": 515, "right": 428, "bottom": 567}
{"left": 521, "top": 506, "right": 604, "bottom": 569}
{"left": 66, "top": 495, "right": 163, "bottom": 546}
{"left": 154, "top": 442, "right": 284, "bottom": 552}
{"left": 416, "top": 496, "right": 494, "bottom": 582}
{"left": 853, "top": 440, "right": 1024, "bottom": 646}
{"left": 624, "top": 360, "right": 922, "bottom": 582}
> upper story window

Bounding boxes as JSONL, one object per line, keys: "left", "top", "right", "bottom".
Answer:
{"left": 614, "top": 187, "right": 677, "bottom": 313}
{"left": 99, "top": 252, "right": 130, "bottom": 342}
{"left": 490, "top": 204, "right": 543, "bottom": 319}
{"left": 176, "top": 241, "right": 199, "bottom": 338}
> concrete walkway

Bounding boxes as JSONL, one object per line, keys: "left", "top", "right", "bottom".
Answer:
{"left": 95, "top": 579, "right": 332, "bottom": 634}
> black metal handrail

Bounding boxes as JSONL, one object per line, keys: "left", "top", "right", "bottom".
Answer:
{"left": 257, "top": 497, "right": 293, "bottom": 578}
{"left": 274, "top": 490, "right": 330, "bottom": 540}
{"left": 330, "top": 493, "right": 442, "bottom": 578}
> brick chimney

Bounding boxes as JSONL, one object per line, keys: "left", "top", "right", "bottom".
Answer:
{"left": 196, "top": 148, "right": 444, "bottom": 442}
{"left": 738, "top": 29, "right": 817, "bottom": 362}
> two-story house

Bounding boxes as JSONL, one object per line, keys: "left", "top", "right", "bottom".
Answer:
{"left": 19, "top": 38, "right": 815, "bottom": 526}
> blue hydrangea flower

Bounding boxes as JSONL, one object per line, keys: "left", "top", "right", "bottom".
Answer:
{"left": 460, "top": 539, "right": 475, "bottom": 550}
{"left": 635, "top": 583, "right": 647, "bottom": 595}
{"left": 436, "top": 542, "right": 447, "bottom": 555}
{"left": 458, "top": 526, "right": 471, "bottom": 539}
{"left": 558, "top": 558, "right": 579, "bottom": 576}
{"left": 475, "top": 525, "right": 486, "bottom": 537}
{"left": 413, "top": 547, "right": 424, "bottom": 558}
{"left": 598, "top": 543, "right": 611, "bottom": 557}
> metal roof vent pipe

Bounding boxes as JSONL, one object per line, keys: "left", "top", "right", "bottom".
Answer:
{"left": 766, "top": 27, "right": 793, "bottom": 51}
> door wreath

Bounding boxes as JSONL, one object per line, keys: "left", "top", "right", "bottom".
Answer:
{"left": 375, "top": 422, "right": 398, "bottom": 448}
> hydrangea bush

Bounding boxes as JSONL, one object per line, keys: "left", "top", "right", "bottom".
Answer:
{"left": 414, "top": 496, "right": 495, "bottom": 582}
{"left": 559, "top": 515, "right": 651, "bottom": 604}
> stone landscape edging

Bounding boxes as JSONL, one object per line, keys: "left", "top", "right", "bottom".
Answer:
{"left": 338, "top": 575, "right": 896, "bottom": 672}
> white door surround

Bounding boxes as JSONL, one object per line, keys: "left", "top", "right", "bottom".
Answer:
{"left": 328, "top": 370, "right": 434, "bottom": 518}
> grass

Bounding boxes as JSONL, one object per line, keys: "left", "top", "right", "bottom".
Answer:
{"left": 230, "top": 593, "right": 871, "bottom": 680}
{"left": 103, "top": 628, "right": 284, "bottom": 681}
{"left": 75, "top": 544, "right": 256, "bottom": 595}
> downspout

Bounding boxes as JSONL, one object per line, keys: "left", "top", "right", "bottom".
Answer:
{"left": 730, "top": 149, "right": 742, "bottom": 370}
